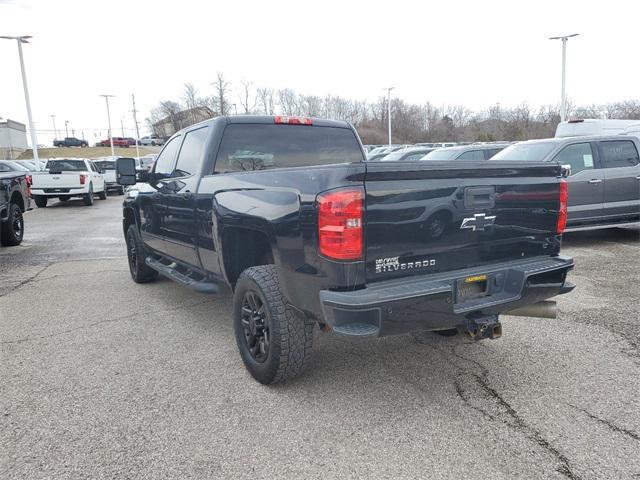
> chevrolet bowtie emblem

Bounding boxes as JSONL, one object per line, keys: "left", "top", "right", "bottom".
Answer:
{"left": 460, "top": 213, "right": 496, "bottom": 231}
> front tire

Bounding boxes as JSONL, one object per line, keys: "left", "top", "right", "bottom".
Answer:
{"left": 233, "top": 265, "right": 314, "bottom": 385}
{"left": 125, "top": 225, "right": 158, "bottom": 283}
{"left": 0, "top": 203, "right": 24, "bottom": 246}
{"left": 34, "top": 195, "right": 47, "bottom": 208}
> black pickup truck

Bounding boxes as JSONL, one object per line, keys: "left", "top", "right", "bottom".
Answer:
{"left": 115, "top": 115, "right": 575, "bottom": 384}
{"left": 0, "top": 169, "right": 29, "bottom": 246}
{"left": 53, "top": 137, "right": 88, "bottom": 148}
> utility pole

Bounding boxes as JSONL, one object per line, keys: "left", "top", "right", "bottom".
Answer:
{"left": 65, "top": 120, "right": 69, "bottom": 138}
{"left": 100, "top": 94, "right": 115, "bottom": 156}
{"left": 120, "top": 117, "right": 125, "bottom": 137}
{"left": 0, "top": 35, "right": 39, "bottom": 161}
{"left": 383, "top": 87, "right": 395, "bottom": 146}
{"left": 51, "top": 114, "right": 58, "bottom": 140}
{"left": 549, "top": 33, "right": 579, "bottom": 122}
{"left": 131, "top": 93, "right": 141, "bottom": 159}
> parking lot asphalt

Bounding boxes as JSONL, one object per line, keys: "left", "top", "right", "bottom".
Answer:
{"left": 1, "top": 196, "right": 639, "bottom": 479}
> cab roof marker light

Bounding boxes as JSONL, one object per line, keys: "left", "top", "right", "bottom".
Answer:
{"left": 274, "top": 116, "right": 312, "bottom": 126}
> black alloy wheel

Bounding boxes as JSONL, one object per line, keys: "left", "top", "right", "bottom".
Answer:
{"left": 240, "top": 291, "right": 270, "bottom": 363}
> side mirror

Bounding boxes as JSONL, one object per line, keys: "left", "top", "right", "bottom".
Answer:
{"left": 116, "top": 157, "right": 137, "bottom": 185}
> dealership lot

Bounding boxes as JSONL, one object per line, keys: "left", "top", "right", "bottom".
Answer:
{"left": 1, "top": 197, "right": 639, "bottom": 479}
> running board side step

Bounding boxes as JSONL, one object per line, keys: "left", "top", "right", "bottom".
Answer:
{"left": 145, "top": 257, "right": 219, "bottom": 294}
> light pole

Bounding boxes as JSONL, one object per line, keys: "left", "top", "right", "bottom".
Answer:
{"left": 131, "top": 93, "right": 141, "bottom": 159}
{"left": 100, "top": 94, "right": 115, "bottom": 156}
{"left": 1, "top": 35, "right": 39, "bottom": 162}
{"left": 50, "top": 114, "right": 58, "bottom": 140}
{"left": 120, "top": 117, "right": 125, "bottom": 137}
{"left": 64, "top": 120, "right": 69, "bottom": 138}
{"left": 383, "top": 87, "right": 394, "bottom": 146}
{"left": 549, "top": 33, "right": 579, "bottom": 122}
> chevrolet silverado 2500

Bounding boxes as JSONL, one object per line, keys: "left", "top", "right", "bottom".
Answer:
{"left": 115, "top": 115, "right": 575, "bottom": 384}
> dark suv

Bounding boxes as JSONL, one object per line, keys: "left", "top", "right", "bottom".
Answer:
{"left": 491, "top": 135, "right": 640, "bottom": 231}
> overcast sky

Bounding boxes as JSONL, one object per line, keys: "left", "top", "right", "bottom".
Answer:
{"left": 1, "top": 0, "right": 639, "bottom": 145}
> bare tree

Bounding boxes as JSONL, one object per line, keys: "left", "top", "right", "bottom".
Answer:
{"left": 238, "top": 80, "right": 256, "bottom": 114}
{"left": 278, "top": 89, "right": 298, "bottom": 116}
{"left": 212, "top": 72, "right": 232, "bottom": 116}
{"left": 256, "top": 87, "right": 275, "bottom": 115}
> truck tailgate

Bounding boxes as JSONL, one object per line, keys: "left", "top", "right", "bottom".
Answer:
{"left": 364, "top": 161, "right": 563, "bottom": 282}
{"left": 31, "top": 172, "right": 84, "bottom": 189}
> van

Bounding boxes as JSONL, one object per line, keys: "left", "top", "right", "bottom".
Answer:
{"left": 555, "top": 118, "right": 639, "bottom": 138}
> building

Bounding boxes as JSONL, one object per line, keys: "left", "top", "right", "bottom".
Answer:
{"left": 152, "top": 106, "right": 215, "bottom": 139}
{"left": 0, "top": 119, "right": 28, "bottom": 160}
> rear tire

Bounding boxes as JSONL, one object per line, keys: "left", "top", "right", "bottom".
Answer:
{"left": 0, "top": 203, "right": 24, "bottom": 246}
{"left": 233, "top": 265, "right": 314, "bottom": 385}
{"left": 117, "top": 187, "right": 125, "bottom": 195}
{"left": 83, "top": 184, "right": 94, "bottom": 206}
{"left": 98, "top": 187, "right": 107, "bottom": 200}
{"left": 34, "top": 196, "right": 47, "bottom": 208}
{"left": 125, "top": 225, "right": 158, "bottom": 283}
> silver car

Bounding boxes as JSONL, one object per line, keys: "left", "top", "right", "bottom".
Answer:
{"left": 491, "top": 135, "right": 640, "bottom": 231}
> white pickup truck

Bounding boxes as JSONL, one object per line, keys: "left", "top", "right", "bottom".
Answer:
{"left": 94, "top": 157, "right": 126, "bottom": 195}
{"left": 31, "top": 158, "right": 107, "bottom": 207}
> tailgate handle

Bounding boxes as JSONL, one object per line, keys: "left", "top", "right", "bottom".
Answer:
{"left": 464, "top": 186, "right": 495, "bottom": 209}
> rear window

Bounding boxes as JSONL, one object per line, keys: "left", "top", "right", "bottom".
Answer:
{"left": 214, "top": 124, "right": 363, "bottom": 173}
{"left": 46, "top": 160, "right": 86, "bottom": 172}
{"left": 422, "top": 149, "right": 459, "bottom": 161}
{"left": 490, "top": 142, "right": 557, "bottom": 161}
{"left": 94, "top": 161, "right": 116, "bottom": 170}
{"left": 598, "top": 140, "right": 640, "bottom": 168}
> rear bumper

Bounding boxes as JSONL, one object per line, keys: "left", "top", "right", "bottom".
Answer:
{"left": 31, "top": 187, "right": 88, "bottom": 196}
{"left": 319, "top": 255, "right": 574, "bottom": 337}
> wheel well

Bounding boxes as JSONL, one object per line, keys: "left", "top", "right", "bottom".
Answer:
{"left": 10, "top": 191, "right": 25, "bottom": 212}
{"left": 123, "top": 208, "right": 136, "bottom": 236}
{"left": 222, "top": 228, "right": 274, "bottom": 287}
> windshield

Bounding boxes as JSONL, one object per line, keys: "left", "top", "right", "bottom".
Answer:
{"left": 490, "top": 142, "right": 557, "bottom": 161}
{"left": 2, "top": 161, "right": 30, "bottom": 171}
{"left": 46, "top": 160, "right": 87, "bottom": 172}
{"left": 421, "top": 149, "right": 459, "bottom": 161}
{"left": 94, "top": 161, "right": 115, "bottom": 170}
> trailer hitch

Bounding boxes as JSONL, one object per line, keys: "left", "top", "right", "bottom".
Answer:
{"left": 464, "top": 314, "right": 502, "bottom": 341}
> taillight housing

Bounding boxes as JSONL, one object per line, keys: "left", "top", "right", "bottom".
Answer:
{"left": 274, "top": 116, "right": 312, "bottom": 126}
{"left": 79, "top": 174, "right": 87, "bottom": 185}
{"left": 318, "top": 188, "right": 363, "bottom": 260}
{"left": 557, "top": 179, "right": 568, "bottom": 234}
{"left": 25, "top": 175, "right": 32, "bottom": 197}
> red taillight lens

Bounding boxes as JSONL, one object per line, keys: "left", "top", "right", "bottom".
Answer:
{"left": 26, "top": 174, "right": 32, "bottom": 186}
{"left": 557, "top": 179, "right": 568, "bottom": 234}
{"left": 274, "top": 116, "right": 312, "bottom": 126}
{"left": 79, "top": 174, "right": 86, "bottom": 185}
{"left": 318, "top": 188, "right": 363, "bottom": 260}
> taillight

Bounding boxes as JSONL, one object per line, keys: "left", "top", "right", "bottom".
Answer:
{"left": 80, "top": 174, "right": 86, "bottom": 185}
{"left": 318, "top": 188, "right": 363, "bottom": 260}
{"left": 26, "top": 174, "right": 32, "bottom": 186}
{"left": 274, "top": 116, "right": 312, "bottom": 126}
{"left": 557, "top": 179, "right": 568, "bottom": 234}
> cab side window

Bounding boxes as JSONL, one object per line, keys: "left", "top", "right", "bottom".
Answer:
{"left": 172, "top": 127, "right": 209, "bottom": 177}
{"left": 553, "top": 143, "right": 594, "bottom": 175}
{"left": 154, "top": 136, "right": 181, "bottom": 176}
{"left": 598, "top": 140, "right": 640, "bottom": 168}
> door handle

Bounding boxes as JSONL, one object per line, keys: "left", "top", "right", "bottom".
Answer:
{"left": 635, "top": 175, "right": 640, "bottom": 180}
{"left": 587, "top": 179, "right": 602, "bottom": 184}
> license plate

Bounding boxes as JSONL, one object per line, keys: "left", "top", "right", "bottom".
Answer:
{"left": 456, "top": 274, "right": 489, "bottom": 303}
